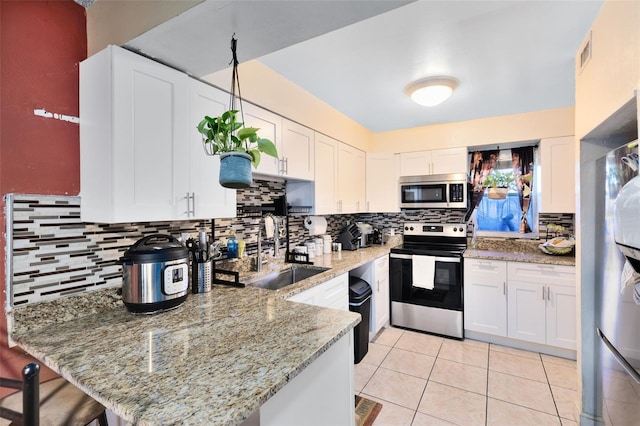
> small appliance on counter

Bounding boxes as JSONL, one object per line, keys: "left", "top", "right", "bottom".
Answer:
{"left": 120, "top": 234, "right": 190, "bottom": 314}
{"left": 356, "top": 222, "right": 373, "bottom": 248}
{"left": 336, "top": 223, "right": 361, "bottom": 251}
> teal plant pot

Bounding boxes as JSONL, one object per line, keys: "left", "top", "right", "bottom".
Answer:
{"left": 219, "top": 152, "right": 252, "bottom": 189}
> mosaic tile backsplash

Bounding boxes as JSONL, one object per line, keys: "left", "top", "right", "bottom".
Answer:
{"left": 6, "top": 180, "right": 574, "bottom": 306}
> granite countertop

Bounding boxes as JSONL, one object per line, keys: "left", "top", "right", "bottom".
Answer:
{"left": 9, "top": 243, "right": 397, "bottom": 425}
{"left": 464, "top": 238, "right": 576, "bottom": 266}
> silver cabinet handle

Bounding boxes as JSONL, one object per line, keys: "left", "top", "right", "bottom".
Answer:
{"left": 503, "top": 282, "right": 506, "bottom": 295}
{"left": 542, "top": 286, "right": 546, "bottom": 300}
{"left": 285, "top": 157, "right": 289, "bottom": 174}
{"left": 547, "top": 286, "right": 551, "bottom": 301}
{"left": 185, "top": 192, "right": 195, "bottom": 217}
{"left": 367, "top": 201, "right": 370, "bottom": 212}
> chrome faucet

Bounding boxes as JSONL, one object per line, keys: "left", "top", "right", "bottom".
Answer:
{"left": 256, "top": 214, "right": 281, "bottom": 272}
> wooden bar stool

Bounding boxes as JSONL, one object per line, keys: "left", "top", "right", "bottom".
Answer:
{"left": 0, "top": 363, "right": 108, "bottom": 426}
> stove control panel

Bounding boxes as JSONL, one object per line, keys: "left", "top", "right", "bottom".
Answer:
{"left": 403, "top": 222, "right": 466, "bottom": 237}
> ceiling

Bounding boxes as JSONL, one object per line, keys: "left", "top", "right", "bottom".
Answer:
{"left": 126, "top": 0, "right": 604, "bottom": 133}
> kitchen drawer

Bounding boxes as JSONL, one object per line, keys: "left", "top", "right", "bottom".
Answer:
{"left": 375, "top": 255, "right": 389, "bottom": 272}
{"left": 464, "top": 258, "right": 507, "bottom": 282}
{"left": 321, "top": 274, "right": 349, "bottom": 310}
{"left": 507, "top": 263, "right": 575, "bottom": 287}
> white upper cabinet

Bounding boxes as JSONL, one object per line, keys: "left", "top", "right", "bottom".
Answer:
{"left": 80, "top": 45, "right": 235, "bottom": 223}
{"left": 242, "top": 102, "right": 282, "bottom": 177}
{"left": 432, "top": 147, "right": 469, "bottom": 175}
{"left": 366, "top": 153, "right": 399, "bottom": 213}
{"left": 280, "top": 119, "right": 315, "bottom": 181}
{"left": 188, "top": 80, "right": 237, "bottom": 219}
{"left": 312, "top": 133, "right": 339, "bottom": 214}
{"left": 399, "top": 147, "right": 467, "bottom": 176}
{"left": 338, "top": 143, "right": 366, "bottom": 213}
{"left": 540, "top": 136, "right": 576, "bottom": 213}
{"left": 81, "top": 45, "right": 188, "bottom": 223}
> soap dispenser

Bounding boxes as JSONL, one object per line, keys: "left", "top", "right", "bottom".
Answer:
{"left": 227, "top": 230, "right": 238, "bottom": 259}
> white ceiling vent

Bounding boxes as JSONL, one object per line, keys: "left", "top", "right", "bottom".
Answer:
{"left": 579, "top": 31, "right": 593, "bottom": 73}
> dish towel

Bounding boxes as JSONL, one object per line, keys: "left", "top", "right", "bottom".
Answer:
{"left": 264, "top": 216, "right": 275, "bottom": 238}
{"left": 412, "top": 255, "right": 435, "bottom": 290}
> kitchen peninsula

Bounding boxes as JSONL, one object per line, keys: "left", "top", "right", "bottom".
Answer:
{"left": 9, "top": 244, "right": 394, "bottom": 425}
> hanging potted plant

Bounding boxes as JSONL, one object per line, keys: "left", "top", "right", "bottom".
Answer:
{"left": 197, "top": 36, "right": 278, "bottom": 189}
{"left": 197, "top": 110, "right": 278, "bottom": 188}
{"left": 483, "top": 171, "right": 515, "bottom": 199}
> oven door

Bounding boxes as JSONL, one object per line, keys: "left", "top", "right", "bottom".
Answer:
{"left": 390, "top": 253, "right": 463, "bottom": 310}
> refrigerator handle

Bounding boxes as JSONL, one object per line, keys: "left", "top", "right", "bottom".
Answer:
{"left": 598, "top": 327, "right": 640, "bottom": 384}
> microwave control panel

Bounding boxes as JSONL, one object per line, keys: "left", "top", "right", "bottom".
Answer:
{"left": 449, "top": 183, "right": 465, "bottom": 202}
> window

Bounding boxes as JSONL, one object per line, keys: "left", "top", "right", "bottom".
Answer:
{"left": 469, "top": 146, "right": 538, "bottom": 238}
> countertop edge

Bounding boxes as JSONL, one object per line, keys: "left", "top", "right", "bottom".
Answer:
{"left": 464, "top": 249, "right": 576, "bottom": 266}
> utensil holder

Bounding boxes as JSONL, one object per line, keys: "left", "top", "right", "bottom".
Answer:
{"left": 192, "top": 260, "right": 212, "bottom": 293}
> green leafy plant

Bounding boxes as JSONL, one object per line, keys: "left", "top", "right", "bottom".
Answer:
{"left": 483, "top": 171, "right": 515, "bottom": 189}
{"left": 197, "top": 110, "right": 278, "bottom": 168}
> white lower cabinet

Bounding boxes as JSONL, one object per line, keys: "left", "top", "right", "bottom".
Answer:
{"left": 464, "top": 258, "right": 576, "bottom": 350}
{"left": 507, "top": 262, "right": 577, "bottom": 350}
{"left": 349, "top": 255, "right": 389, "bottom": 335}
{"left": 373, "top": 256, "right": 390, "bottom": 334}
{"left": 287, "top": 273, "right": 349, "bottom": 311}
{"left": 464, "top": 259, "right": 508, "bottom": 336}
{"left": 257, "top": 331, "right": 355, "bottom": 426}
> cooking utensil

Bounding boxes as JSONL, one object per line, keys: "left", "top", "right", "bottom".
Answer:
{"left": 120, "top": 234, "right": 190, "bottom": 313}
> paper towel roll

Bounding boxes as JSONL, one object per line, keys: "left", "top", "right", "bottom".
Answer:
{"left": 304, "top": 216, "right": 327, "bottom": 235}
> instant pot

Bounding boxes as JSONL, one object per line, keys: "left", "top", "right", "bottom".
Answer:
{"left": 120, "top": 234, "right": 189, "bottom": 313}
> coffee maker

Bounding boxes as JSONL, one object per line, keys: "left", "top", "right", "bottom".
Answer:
{"left": 356, "top": 222, "right": 373, "bottom": 248}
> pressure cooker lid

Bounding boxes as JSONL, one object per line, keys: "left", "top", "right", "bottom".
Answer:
{"left": 122, "top": 234, "right": 188, "bottom": 263}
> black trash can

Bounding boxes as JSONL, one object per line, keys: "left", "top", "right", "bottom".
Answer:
{"left": 349, "top": 276, "right": 373, "bottom": 364}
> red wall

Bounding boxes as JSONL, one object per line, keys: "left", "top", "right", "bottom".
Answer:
{"left": 0, "top": 0, "right": 86, "bottom": 387}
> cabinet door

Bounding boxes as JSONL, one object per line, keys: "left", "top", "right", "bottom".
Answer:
{"left": 507, "top": 281, "right": 546, "bottom": 345}
{"left": 338, "top": 143, "right": 365, "bottom": 213}
{"left": 109, "top": 46, "right": 189, "bottom": 222}
{"left": 463, "top": 259, "right": 507, "bottom": 336}
{"left": 540, "top": 136, "right": 576, "bottom": 213}
{"left": 546, "top": 284, "right": 577, "bottom": 350}
{"left": 314, "top": 134, "right": 339, "bottom": 214}
{"left": 281, "top": 119, "right": 314, "bottom": 180}
{"left": 431, "top": 147, "right": 468, "bottom": 175}
{"left": 242, "top": 103, "right": 282, "bottom": 177}
{"left": 188, "top": 80, "right": 236, "bottom": 219}
{"left": 373, "top": 256, "right": 390, "bottom": 333}
{"left": 399, "top": 151, "right": 431, "bottom": 176}
{"left": 366, "top": 153, "right": 399, "bottom": 213}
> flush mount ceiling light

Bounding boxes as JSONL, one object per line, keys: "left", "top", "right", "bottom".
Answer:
{"left": 405, "top": 76, "right": 459, "bottom": 107}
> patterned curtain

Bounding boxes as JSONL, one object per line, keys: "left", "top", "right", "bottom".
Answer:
{"left": 511, "top": 147, "right": 534, "bottom": 233}
{"left": 465, "top": 149, "right": 499, "bottom": 222}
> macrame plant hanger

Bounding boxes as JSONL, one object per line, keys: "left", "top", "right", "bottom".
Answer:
{"left": 228, "top": 34, "right": 248, "bottom": 152}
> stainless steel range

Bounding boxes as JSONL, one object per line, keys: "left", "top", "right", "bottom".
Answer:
{"left": 389, "top": 222, "right": 467, "bottom": 339}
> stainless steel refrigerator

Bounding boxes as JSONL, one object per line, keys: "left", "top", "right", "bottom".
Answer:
{"left": 596, "top": 140, "right": 640, "bottom": 425}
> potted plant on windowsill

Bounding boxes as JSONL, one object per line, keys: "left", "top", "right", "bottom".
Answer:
{"left": 483, "top": 171, "right": 515, "bottom": 199}
{"left": 197, "top": 110, "right": 278, "bottom": 188}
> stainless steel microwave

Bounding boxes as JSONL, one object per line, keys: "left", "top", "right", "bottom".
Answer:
{"left": 399, "top": 173, "right": 469, "bottom": 209}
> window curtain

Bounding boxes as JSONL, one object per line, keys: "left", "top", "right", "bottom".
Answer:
{"left": 465, "top": 149, "right": 499, "bottom": 222}
{"left": 511, "top": 147, "right": 534, "bottom": 233}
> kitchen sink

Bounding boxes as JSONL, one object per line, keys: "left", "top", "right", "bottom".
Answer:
{"left": 247, "top": 265, "right": 330, "bottom": 291}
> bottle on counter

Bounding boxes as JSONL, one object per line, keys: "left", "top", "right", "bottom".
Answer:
{"left": 227, "top": 231, "right": 238, "bottom": 259}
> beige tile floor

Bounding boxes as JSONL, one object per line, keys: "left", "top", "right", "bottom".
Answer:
{"left": 355, "top": 327, "right": 579, "bottom": 426}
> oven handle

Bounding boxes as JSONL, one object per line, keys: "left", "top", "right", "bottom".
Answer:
{"left": 389, "top": 253, "right": 460, "bottom": 263}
